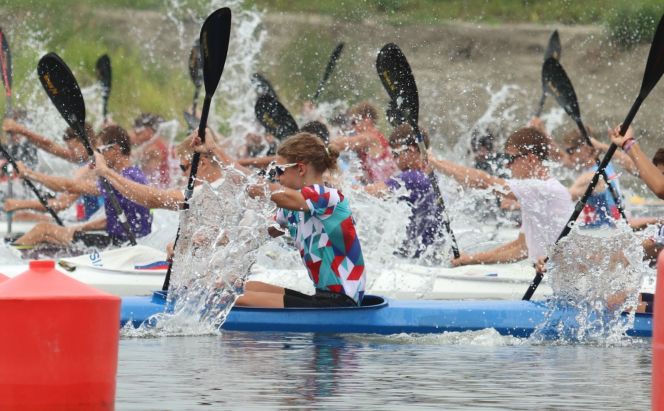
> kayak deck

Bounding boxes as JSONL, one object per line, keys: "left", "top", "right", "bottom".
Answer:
{"left": 121, "top": 292, "right": 653, "bottom": 338}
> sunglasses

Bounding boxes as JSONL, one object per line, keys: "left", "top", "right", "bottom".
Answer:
{"left": 391, "top": 145, "right": 413, "bottom": 158}
{"left": 97, "top": 143, "right": 116, "bottom": 153}
{"left": 505, "top": 152, "right": 527, "bottom": 166}
{"left": 266, "top": 161, "right": 298, "bottom": 179}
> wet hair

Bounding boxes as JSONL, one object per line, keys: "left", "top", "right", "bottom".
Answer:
{"left": 504, "top": 127, "right": 549, "bottom": 161}
{"left": 63, "top": 122, "right": 96, "bottom": 146}
{"left": 348, "top": 101, "right": 378, "bottom": 123}
{"left": 133, "top": 113, "right": 165, "bottom": 131}
{"left": 277, "top": 132, "right": 339, "bottom": 173}
{"left": 389, "top": 123, "right": 430, "bottom": 149}
{"left": 300, "top": 121, "right": 330, "bottom": 145}
{"left": 470, "top": 130, "right": 494, "bottom": 152}
{"left": 653, "top": 148, "right": 664, "bottom": 167}
{"left": 98, "top": 125, "right": 131, "bottom": 156}
{"left": 563, "top": 126, "right": 598, "bottom": 148}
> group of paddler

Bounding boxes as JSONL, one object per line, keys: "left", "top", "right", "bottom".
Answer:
{"left": 1, "top": 8, "right": 664, "bottom": 311}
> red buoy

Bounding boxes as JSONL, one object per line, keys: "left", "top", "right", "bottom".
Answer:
{"left": 0, "top": 271, "right": 7, "bottom": 283}
{"left": 655, "top": 253, "right": 664, "bottom": 410}
{"left": 0, "top": 260, "right": 121, "bottom": 410}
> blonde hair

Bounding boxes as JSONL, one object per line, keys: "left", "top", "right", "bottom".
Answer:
{"left": 277, "top": 132, "right": 339, "bottom": 173}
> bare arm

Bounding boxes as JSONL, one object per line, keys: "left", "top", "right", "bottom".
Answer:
{"left": 4, "top": 192, "right": 78, "bottom": 213}
{"left": 609, "top": 125, "right": 664, "bottom": 198}
{"left": 238, "top": 156, "right": 275, "bottom": 169}
{"left": 429, "top": 156, "right": 515, "bottom": 199}
{"left": 452, "top": 233, "right": 528, "bottom": 266}
{"left": 247, "top": 181, "right": 309, "bottom": 212}
{"left": 329, "top": 132, "right": 374, "bottom": 153}
{"left": 94, "top": 152, "right": 183, "bottom": 210}
{"left": 18, "top": 163, "right": 98, "bottom": 195}
{"left": 591, "top": 136, "right": 638, "bottom": 175}
{"left": 76, "top": 217, "right": 107, "bottom": 232}
{"left": 3, "top": 119, "right": 79, "bottom": 162}
{"left": 568, "top": 171, "right": 606, "bottom": 201}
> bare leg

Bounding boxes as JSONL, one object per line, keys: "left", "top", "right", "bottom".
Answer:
{"left": 236, "top": 290, "right": 285, "bottom": 308}
{"left": 14, "top": 223, "right": 76, "bottom": 246}
{"left": 245, "top": 281, "right": 285, "bottom": 294}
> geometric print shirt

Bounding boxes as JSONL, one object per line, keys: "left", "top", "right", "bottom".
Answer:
{"left": 276, "top": 184, "right": 366, "bottom": 304}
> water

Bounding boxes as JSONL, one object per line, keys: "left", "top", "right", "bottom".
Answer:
{"left": 117, "top": 332, "right": 651, "bottom": 409}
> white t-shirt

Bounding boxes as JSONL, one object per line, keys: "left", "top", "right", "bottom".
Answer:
{"left": 507, "top": 178, "right": 574, "bottom": 262}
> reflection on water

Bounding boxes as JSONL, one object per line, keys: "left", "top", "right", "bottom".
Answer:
{"left": 117, "top": 331, "right": 650, "bottom": 409}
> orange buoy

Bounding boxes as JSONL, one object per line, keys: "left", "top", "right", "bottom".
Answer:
{"left": 655, "top": 253, "right": 664, "bottom": 410}
{"left": 0, "top": 260, "right": 121, "bottom": 410}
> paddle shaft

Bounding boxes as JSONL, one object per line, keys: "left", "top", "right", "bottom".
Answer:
{"left": 1, "top": 29, "right": 13, "bottom": 235}
{"left": 522, "top": 97, "right": 643, "bottom": 301}
{"left": 573, "top": 119, "right": 629, "bottom": 222}
{"left": 162, "top": 94, "right": 212, "bottom": 291}
{"left": 412, "top": 124, "right": 460, "bottom": 259}
{"left": 313, "top": 43, "right": 343, "bottom": 101}
{"left": 534, "top": 92, "right": 546, "bottom": 117}
{"left": 0, "top": 143, "right": 63, "bottom": 226}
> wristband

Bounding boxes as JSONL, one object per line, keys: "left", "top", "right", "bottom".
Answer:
{"left": 622, "top": 138, "right": 636, "bottom": 153}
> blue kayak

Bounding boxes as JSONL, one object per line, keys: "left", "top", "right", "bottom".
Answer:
{"left": 121, "top": 292, "right": 653, "bottom": 337}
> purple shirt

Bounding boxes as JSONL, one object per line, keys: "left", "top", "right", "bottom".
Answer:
{"left": 98, "top": 166, "right": 153, "bottom": 241}
{"left": 386, "top": 169, "right": 444, "bottom": 257}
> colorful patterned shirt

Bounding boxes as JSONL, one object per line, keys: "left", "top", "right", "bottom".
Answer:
{"left": 276, "top": 184, "right": 366, "bottom": 304}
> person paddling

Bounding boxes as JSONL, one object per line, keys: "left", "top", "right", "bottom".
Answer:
{"left": 564, "top": 126, "right": 624, "bottom": 228}
{"left": 239, "top": 132, "right": 366, "bottom": 308}
{"left": 13, "top": 125, "right": 152, "bottom": 248}
{"left": 364, "top": 124, "right": 445, "bottom": 259}
{"left": 130, "top": 113, "right": 175, "bottom": 188}
{"left": 329, "top": 102, "right": 396, "bottom": 184}
{"left": 429, "top": 127, "right": 573, "bottom": 266}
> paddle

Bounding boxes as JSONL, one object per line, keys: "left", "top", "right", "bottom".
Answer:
{"left": 251, "top": 72, "right": 278, "bottom": 99}
{"left": 184, "top": 42, "right": 204, "bottom": 130}
{"left": 312, "top": 42, "right": 344, "bottom": 101}
{"left": 522, "top": 13, "right": 664, "bottom": 301}
{"left": 162, "top": 7, "right": 232, "bottom": 291}
{"left": 0, "top": 27, "right": 14, "bottom": 236}
{"left": 0, "top": 144, "right": 63, "bottom": 226}
{"left": 37, "top": 52, "right": 137, "bottom": 245}
{"left": 534, "top": 30, "right": 561, "bottom": 117}
{"left": 542, "top": 56, "right": 628, "bottom": 222}
{"left": 255, "top": 93, "right": 299, "bottom": 141}
{"left": 95, "top": 54, "right": 111, "bottom": 122}
{"left": 376, "top": 43, "right": 460, "bottom": 259}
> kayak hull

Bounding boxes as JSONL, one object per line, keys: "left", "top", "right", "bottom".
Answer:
{"left": 121, "top": 292, "right": 653, "bottom": 338}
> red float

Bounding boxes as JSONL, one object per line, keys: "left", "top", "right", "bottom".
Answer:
{"left": 0, "top": 260, "right": 121, "bottom": 410}
{"left": 655, "top": 253, "right": 663, "bottom": 410}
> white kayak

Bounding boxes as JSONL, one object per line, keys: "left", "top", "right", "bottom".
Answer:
{"left": 0, "top": 244, "right": 554, "bottom": 299}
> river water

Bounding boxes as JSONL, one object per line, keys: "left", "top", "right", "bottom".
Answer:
{"left": 117, "top": 331, "right": 651, "bottom": 409}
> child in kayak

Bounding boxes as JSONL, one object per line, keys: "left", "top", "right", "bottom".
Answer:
{"left": 563, "top": 126, "right": 624, "bottom": 228}
{"left": 329, "top": 102, "right": 396, "bottom": 184}
{"left": 13, "top": 125, "right": 152, "bottom": 248}
{"left": 364, "top": 124, "right": 445, "bottom": 259}
{"left": 430, "top": 127, "right": 574, "bottom": 266}
{"left": 240, "top": 132, "right": 366, "bottom": 308}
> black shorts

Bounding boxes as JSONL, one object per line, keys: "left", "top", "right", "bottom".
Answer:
{"left": 283, "top": 288, "right": 358, "bottom": 308}
{"left": 72, "top": 232, "right": 120, "bottom": 248}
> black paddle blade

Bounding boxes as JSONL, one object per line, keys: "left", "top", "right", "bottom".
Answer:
{"left": 637, "top": 14, "right": 664, "bottom": 101}
{"left": 0, "top": 28, "right": 12, "bottom": 100}
{"left": 376, "top": 43, "right": 419, "bottom": 127}
{"left": 251, "top": 72, "right": 278, "bottom": 99}
{"left": 95, "top": 54, "right": 111, "bottom": 95}
{"left": 37, "top": 53, "right": 89, "bottom": 152}
{"left": 200, "top": 7, "right": 231, "bottom": 96}
{"left": 188, "top": 42, "right": 203, "bottom": 88}
{"left": 255, "top": 94, "right": 298, "bottom": 140}
{"left": 542, "top": 57, "right": 582, "bottom": 123}
{"left": 545, "top": 30, "right": 561, "bottom": 61}
{"left": 313, "top": 42, "right": 344, "bottom": 100}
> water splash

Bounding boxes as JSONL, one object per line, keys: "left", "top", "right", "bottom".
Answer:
{"left": 531, "top": 222, "right": 646, "bottom": 344}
